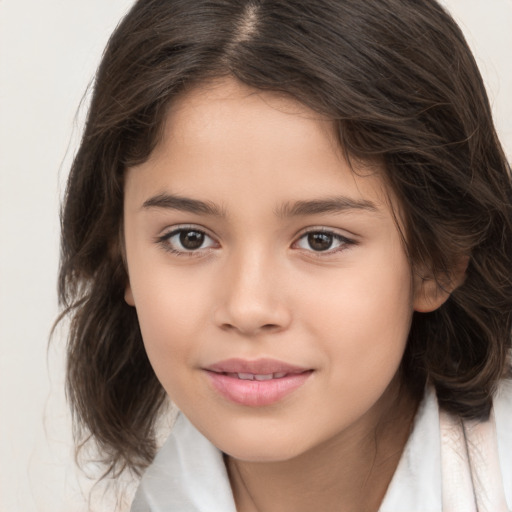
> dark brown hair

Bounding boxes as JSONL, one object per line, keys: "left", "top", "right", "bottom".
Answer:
{"left": 59, "top": 0, "right": 512, "bottom": 476}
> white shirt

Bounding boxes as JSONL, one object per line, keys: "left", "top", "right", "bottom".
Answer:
{"left": 131, "top": 381, "right": 512, "bottom": 511}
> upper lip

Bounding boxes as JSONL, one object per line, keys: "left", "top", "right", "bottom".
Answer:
{"left": 205, "top": 358, "right": 310, "bottom": 375}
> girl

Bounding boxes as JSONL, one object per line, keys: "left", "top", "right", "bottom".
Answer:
{"left": 59, "top": 0, "right": 512, "bottom": 510}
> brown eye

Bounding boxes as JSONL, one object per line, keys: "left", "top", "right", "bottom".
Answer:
{"left": 295, "top": 230, "right": 353, "bottom": 254}
{"left": 179, "top": 230, "right": 205, "bottom": 250}
{"left": 159, "top": 227, "right": 217, "bottom": 254}
{"left": 307, "top": 232, "right": 334, "bottom": 251}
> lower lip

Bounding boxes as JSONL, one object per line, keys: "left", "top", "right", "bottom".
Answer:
{"left": 205, "top": 371, "right": 312, "bottom": 407}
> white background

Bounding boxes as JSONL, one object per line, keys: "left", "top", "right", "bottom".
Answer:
{"left": 0, "top": 1, "right": 511, "bottom": 511}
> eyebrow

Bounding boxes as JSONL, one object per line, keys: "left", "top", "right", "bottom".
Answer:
{"left": 275, "top": 196, "right": 378, "bottom": 217}
{"left": 141, "top": 193, "right": 378, "bottom": 218}
{"left": 142, "top": 193, "right": 225, "bottom": 217}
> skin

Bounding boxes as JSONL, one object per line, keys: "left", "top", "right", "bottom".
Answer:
{"left": 123, "top": 78, "right": 450, "bottom": 512}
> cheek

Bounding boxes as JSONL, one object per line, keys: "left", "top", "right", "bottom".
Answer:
{"left": 303, "top": 263, "right": 413, "bottom": 427}
{"left": 128, "top": 264, "right": 213, "bottom": 376}
{"left": 133, "top": 293, "right": 204, "bottom": 405}
{"left": 302, "top": 250, "right": 414, "bottom": 374}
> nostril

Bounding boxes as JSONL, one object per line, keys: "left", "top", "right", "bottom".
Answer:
{"left": 213, "top": 297, "right": 292, "bottom": 335}
{"left": 219, "top": 322, "right": 281, "bottom": 333}
{"left": 221, "top": 323, "right": 277, "bottom": 329}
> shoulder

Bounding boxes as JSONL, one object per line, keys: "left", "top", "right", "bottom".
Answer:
{"left": 494, "top": 378, "right": 512, "bottom": 507}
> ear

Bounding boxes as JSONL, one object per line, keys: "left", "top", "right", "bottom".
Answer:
{"left": 413, "top": 255, "right": 469, "bottom": 313}
{"left": 125, "top": 282, "right": 135, "bottom": 306}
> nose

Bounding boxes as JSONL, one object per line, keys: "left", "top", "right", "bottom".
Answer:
{"left": 212, "top": 248, "right": 292, "bottom": 336}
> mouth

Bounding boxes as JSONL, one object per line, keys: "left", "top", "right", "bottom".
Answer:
{"left": 206, "top": 357, "right": 310, "bottom": 375}
{"left": 204, "top": 358, "right": 313, "bottom": 407}
{"left": 219, "top": 371, "right": 290, "bottom": 380}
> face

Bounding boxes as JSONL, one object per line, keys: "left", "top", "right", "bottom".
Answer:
{"left": 123, "top": 78, "right": 436, "bottom": 462}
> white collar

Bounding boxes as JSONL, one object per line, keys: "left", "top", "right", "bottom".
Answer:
{"left": 379, "top": 386, "right": 442, "bottom": 511}
{"left": 131, "top": 412, "right": 237, "bottom": 512}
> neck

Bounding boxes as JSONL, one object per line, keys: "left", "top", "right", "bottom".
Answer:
{"left": 226, "top": 381, "right": 418, "bottom": 512}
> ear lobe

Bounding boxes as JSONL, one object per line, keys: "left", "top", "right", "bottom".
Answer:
{"left": 125, "top": 283, "right": 135, "bottom": 306}
{"left": 413, "top": 255, "right": 469, "bottom": 313}
{"left": 413, "top": 275, "right": 450, "bottom": 312}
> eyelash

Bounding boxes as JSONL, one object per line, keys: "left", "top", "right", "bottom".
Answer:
{"left": 156, "top": 226, "right": 217, "bottom": 257}
{"left": 293, "top": 228, "right": 356, "bottom": 256}
{"left": 156, "top": 226, "right": 356, "bottom": 257}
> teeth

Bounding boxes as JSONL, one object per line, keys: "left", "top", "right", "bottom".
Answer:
{"left": 230, "top": 372, "right": 288, "bottom": 380}
{"left": 237, "top": 373, "right": 255, "bottom": 380}
{"left": 254, "top": 373, "right": 274, "bottom": 381}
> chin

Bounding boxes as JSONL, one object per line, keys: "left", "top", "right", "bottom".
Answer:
{"left": 216, "top": 432, "right": 310, "bottom": 463}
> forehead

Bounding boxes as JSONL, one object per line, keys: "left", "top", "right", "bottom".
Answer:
{"left": 160, "top": 78, "right": 340, "bottom": 168}
{"left": 125, "top": 77, "right": 395, "bottom": 217}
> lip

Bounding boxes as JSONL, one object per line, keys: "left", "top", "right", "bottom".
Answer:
{"left": 206, "top": 358, "right": 309, "bottom": 375}
{"left": 204, "top": 358, "right": 313, "bottom": 407}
